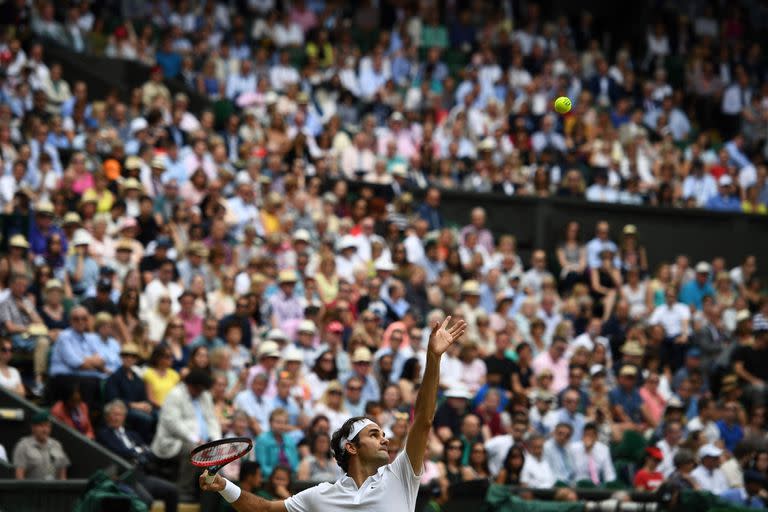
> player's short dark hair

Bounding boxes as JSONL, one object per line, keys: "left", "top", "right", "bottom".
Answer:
{"left": 331, "top": 416, "right": 368, "bottom": 473}
{"left": 239, "top": 461, "right": 261, "bottom": 482}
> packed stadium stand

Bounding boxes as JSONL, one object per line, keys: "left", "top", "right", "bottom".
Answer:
{"left": 1, "top": 0, "right": 768, "bottom": 511}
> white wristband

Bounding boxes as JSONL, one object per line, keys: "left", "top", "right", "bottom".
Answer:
{"left": 219, "top": 478, "right": 242, "bottom": 504}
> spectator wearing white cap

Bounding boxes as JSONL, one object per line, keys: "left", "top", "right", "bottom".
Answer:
{"left": 335, "top": 235, "right": 364, "bottom": 284}
{"left": 294, "top": 320, "right": 318, "bottom": 369}
{"left": 66, "top": 229, "right": 99, "bottom": 298}
{"left": 691, "top": 444, "right": 728, "bottom": 495}
{"left": 679, "top": 262, "right": 715, "bottom": 310}
{"left": 706, "top": 175, "right": 742, "bottom": 212}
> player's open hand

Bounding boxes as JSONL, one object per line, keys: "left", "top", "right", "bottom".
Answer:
{"left": 200, "top": 470, "right": 226, "bottom": 492}
{"left": 427, "top": 316, "right": 467, "bottom": 356}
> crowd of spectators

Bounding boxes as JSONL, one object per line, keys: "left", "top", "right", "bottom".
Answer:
{"left": 3, "top": 0, "right": 768, "bottom": 211}
{"left": 0, "top": 1, "right": 768, "bottom": 512}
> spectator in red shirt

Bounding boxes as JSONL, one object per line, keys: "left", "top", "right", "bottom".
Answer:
{"left": 634, "top": 446, "right": 665, "bottom": 491}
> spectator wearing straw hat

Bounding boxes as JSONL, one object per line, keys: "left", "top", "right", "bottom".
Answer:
{"left": 347, "top": 347, "right": 380, "bottom": 405}
{"left": 104, "top": 342, "right": 155, "bottom": 442}
{"left": 268, "top": 270, "right": 304, "bottom": 332}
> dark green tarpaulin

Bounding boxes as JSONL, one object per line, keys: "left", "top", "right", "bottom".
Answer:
{"left": 483, "top": 484, "right": 584, "bottom": 512}
{"left": 71, "top": 470, "right": 148, "bottom": 512}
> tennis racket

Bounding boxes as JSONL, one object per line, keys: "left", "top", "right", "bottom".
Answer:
{"left": 190, "top": 437, "right": 253, "bottom": 484}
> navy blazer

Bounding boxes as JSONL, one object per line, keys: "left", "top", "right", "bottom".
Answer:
{"left": 97, "top": 426, "right": 147, "bottom": 462}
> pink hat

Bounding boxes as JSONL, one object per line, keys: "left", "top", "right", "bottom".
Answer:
{"left": 120, "top": 217, "right": 138, "bottom": 230}
{"left": 326, "top": 321, "right": 344, "bottom": 333}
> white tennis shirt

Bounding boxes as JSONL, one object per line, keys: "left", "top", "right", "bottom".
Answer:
{"left": 284, "top": 450, "right": 422, "bottom": 512}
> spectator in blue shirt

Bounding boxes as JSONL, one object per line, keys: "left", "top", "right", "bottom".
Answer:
{"left": 609, "top": 365, "right": 651, "bottom": 428}
{"left": 48, "top": 306, "right": 109, "bottom": 407}
{"left": 155, "top": 37, "right": 182, "bottom": 79}
{"left": 679, "top": 262, "right": 715, "bottom": 309}
{"left": 720, "top": 470, "right": 768, "bottom": 509}
{"left": 706, "top": 175, "right": 742, "bottom": 212}
{"left": 92, "top": 312, "right": 122, "bottom": 374}
{"left": 254, "top": 408, "right": 300, "bottom": 478}
{"left": 717, "top": 401, "right": 745, "bottom": 453}
{"left": 28, "top": 201, "right": 67, "bottom": 257}
{"left": 66, "top": 229, "right": 99, "bottom": 298}
{"left": 417, "top": 187, "right": 444, "bottom": 231}
{"left": 270, "top": 375, "right": 304, "bottom": 428}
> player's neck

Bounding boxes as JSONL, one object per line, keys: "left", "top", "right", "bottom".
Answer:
{"left": 347, "top": 459, "right": 381, "bottom": 488}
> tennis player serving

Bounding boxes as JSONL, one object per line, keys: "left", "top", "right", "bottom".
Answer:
{"left": 200, "top": 316, "right": 466, "bottom": 511}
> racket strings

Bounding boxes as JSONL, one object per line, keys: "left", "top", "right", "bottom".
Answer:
{"left": 193, "top": 441, "right": 250, "bottom": 464}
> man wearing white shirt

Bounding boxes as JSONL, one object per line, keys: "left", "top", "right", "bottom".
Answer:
{"left": 486, "top": 419, "right": 528, "bottom": 477}
{"left": 570, "top": 423, "right": 616, "bottom": 485}
{"left": 531, "top": 115, "right": 567, "bottom": 155}
{"left": 686, "top": 397, "right": 720, "bottom": 444}
{"left": 226, "top": 60, "right": 258, "bottom": 100}
{"left": 721, "top": 69, "right": 751, "bottom": 138}
{"left": 201, "top": 317, "right": 468, "bottom": 512}
{"left": 649, "top": 287, "right": 691, "bottom": 369}
{"left": 520, "top": 434, "right": 557, "bottom": 488}
{"left": 682, "top": 162, "right": 718, "bottom": 206}
{"left": 335, "top": 236, "right": 364, "bottom": 284}
{"left": 143, "top": 260, "right": 184, "bottom": 314}
{"left": 656, "top": 420, "right": 683, "bottom": 477}
{"left": 691, "top": 444, "right": 728, "bottom": 495}
{"left": 227, "top": 179, "right": 263, "bottom": 239}
{"left": 269, "top": 51, "right": 301, "bottom": 91}
{"left": 340, "top": 133, "right": 376, "bottom": 179}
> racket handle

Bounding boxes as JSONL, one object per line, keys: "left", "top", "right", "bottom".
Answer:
{"left": 204, "top": 470, "right": 216, "bottom": 484}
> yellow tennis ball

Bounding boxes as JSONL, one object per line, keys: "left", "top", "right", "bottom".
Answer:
{"left": 554, "top": 96, "right": 572, "bottom": 114}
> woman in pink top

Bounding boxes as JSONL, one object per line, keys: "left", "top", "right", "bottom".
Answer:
{"left": 69, "top": 152, "right": 94, "bottom": 194}
{"left": 381, "top": 321, "right": 411, "bottom": 350}
{"left": 458, "top": 341, "right": 487, "bottom": 395}
{"left": 638, "top": 372, "right": 666, "bottom": 427}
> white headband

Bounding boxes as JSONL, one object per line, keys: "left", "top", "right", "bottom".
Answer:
{"left": 339, "top": 419, "right": 375, "bottom": 453}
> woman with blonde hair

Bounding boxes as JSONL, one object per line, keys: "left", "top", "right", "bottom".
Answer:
{"left": 315, "top": 255, "right": 339, "bottom": 304}
{"left": 311, "top": 380, "right": 348, "bottom": 432}
{"left": 458, "top": 341, "right": 487, "bottom": 394}
{"left": 208, "top": 270, "right": 237, "bottom": 319}
{"left": 210, "top": 346, "right": 242, "bottom": 400}
{"left": 142, "top": 294, "right": 173, "bottom": 344}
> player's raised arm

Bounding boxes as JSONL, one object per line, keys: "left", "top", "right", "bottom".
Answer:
{"left": 200, "top": 471, "right": 287, "bottom": 512}
{"left": 406, "top": 316, "right": 466, "bottom": 473}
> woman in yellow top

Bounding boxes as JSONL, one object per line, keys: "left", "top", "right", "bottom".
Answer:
{"left": 742, "top": 185, "right": 767, "bottom": 214}
{"left": 82, "top": 171, "right": 115, "bottom": 214}
{"left": 143, "top": 345, "right": 180, "bottom": 408}
{"left": 260, "top": 192, "right": 283, "bottom": 236}
{"left": 315, "top": 255, "right": 339, "bottom": 303}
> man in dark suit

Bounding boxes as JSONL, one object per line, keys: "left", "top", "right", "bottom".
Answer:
{"left": 97, "top": 399, "right": 178, "bottom": 512}
{"left": 588, "top": 58, "right": 620, "bottom": 106}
